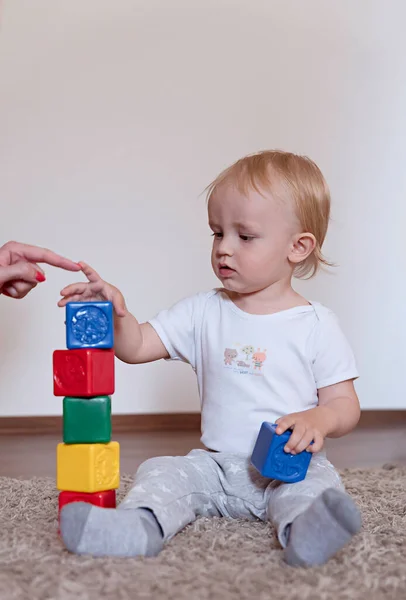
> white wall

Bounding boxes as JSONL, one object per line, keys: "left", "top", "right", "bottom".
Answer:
{"left": 0, "top": 0, "right": 405, "bottom": 416}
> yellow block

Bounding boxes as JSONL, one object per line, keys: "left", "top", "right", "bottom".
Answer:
{"left": 57, "top": 441, "right": 120, "bottom": 493}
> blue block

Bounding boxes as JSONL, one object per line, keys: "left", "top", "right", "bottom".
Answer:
{"left": 251, "top": 422, "right": 312, "bottom": 483}
{"left": 66, "top": 302, "right": 114, "bottom": 349}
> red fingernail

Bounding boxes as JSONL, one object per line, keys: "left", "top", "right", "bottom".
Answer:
{"left": 36, "top": 272, "right": 46, "bottom": 282}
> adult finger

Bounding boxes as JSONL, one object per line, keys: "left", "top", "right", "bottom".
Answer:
{"left": 0, "top": 241, "right": 80, "bottom": 271}
{"left": 0, "top": 262, "right": 45, "bottom": 287}
{"left": 1, "top": 286, "right": 19, "bottom": 298}
{"left": 3, "top": 280, "right": 37, "bottom": 299}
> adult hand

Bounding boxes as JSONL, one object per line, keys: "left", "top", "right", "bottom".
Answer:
{"left": 0, "top": 241, "right": 80, "bottom": 299}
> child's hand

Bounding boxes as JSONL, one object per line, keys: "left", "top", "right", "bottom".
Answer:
{"left": 275, "top": 407, "right": 329, "bottom": 455}
{"left": 58, "top": 262, "right": 127, "bottom": 317}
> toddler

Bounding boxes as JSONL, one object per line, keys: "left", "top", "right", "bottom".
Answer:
{"left": 59, "top": 150, "right": 362, "bottom": 566}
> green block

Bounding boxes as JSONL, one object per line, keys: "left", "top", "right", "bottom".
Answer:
{"left": 63, "top": 396, "right": 111, "bottom": 444}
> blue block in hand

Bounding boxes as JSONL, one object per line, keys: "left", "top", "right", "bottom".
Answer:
{"left": 251, "top": 422, "right": 312, "bottom": 483}
{"left": 66, "top": 302, "right": 114, "bottom": 349}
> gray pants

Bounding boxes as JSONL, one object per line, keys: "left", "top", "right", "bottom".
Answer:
{"left": 119, "top": 449, "right": 344, "bottom": 547}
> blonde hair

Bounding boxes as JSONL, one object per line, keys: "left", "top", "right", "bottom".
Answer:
{"left": 206, "top": 150, "right": 332, "bottom": 279}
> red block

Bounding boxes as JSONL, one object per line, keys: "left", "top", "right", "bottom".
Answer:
{"left": 58, "top": 489, "right": 116, "bottom": 519}
{"left": 53, "top": 348, "right": 115, "bottom": 397}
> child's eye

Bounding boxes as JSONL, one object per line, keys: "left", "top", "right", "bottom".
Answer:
{"left": 211, "top": 233, "right": 223, "bottom": 239}
{"left": 240, "top": 235, "right": 255, "bottom": 242}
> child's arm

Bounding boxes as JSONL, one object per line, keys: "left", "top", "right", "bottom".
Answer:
{"left": 58, "top": 262, "right": 169, "bottom": 364}
{"left": 275, "top": 379, "right": 360, "bottom": 454}
{"left": 114, "top": 317, "right": 169, "bottom": 364}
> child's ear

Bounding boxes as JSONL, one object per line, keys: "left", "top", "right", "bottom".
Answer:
{"left": 289, "top": 232, "right": 316, "bottom": 264}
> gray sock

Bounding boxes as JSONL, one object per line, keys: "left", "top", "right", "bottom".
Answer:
{"left": 284, "top": 488, "right": 362, "bottom": 567}
{"left": 60, "top": 502, "right": 164, "bottom": 557}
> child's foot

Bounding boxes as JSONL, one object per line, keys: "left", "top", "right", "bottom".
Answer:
{"left": 60, "top": 502, "right": 164, "bottom": 557}
{"left": 284, "top": 488, "right": 362, "bottom": 567}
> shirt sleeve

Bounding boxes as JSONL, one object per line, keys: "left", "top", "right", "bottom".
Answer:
{"left": 148, "top": 293, "right": 204, "bottom": 369}
{"left": 310, "top": 309, "right": 359, "bottom": 389}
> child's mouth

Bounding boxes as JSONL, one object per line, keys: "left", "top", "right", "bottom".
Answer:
{"left": 219, "top": 265, "right": 235, "bottom": 277}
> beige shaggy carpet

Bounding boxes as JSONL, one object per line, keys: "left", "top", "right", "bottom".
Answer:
{"left": 0, "top": 465, "right": 405, "bottom": 600}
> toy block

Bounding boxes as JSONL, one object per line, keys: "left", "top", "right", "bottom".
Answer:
{"left": 63, "top": 396, "right": 111, "bottom": 444}
{"left": 57, "top": 489, "right": 116, "bottom": 533}
{"left": 57, "top": 441, "right": 120, "bottom": 493}
{"left": 251, "top": 422, "right": 312, "bottom": 483}
{"left": 58, "top": 489, "right": 116, "bottom": 516}
{"left": 66, "top": 301, "right": 114, "bottom": 349}
{"left": 53, "top": 348, "right": 115, "bottom": 397}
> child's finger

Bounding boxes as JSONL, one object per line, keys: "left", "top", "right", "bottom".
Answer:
{"left": 79, "top": 261, "right": 102, "bottom": 284}
{"left": 307, "top": 432, "right": 324, "bottom": 453}
{"left": 113, "top": 294, "right": 127, "bottom": 318}
{"left": 284, "top": 423, "right": 306, "bottom": 453}
{"left": 60, "top": 283, "right": 88, "bottom": 297}
{"left": 275, "top": 416, "right": 295, "bottom": 435}
{"left": 57, "top": 294, "right": 85, "bottom": 307}
{"left": 294, "top": 431, "right": 315, "bottom": 454}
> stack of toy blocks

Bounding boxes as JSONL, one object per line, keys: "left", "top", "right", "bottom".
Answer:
{"left": 53, "top": 301, "right": 119, "bottom": 524}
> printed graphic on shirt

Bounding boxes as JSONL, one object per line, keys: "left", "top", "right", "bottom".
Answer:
{"left": 223, "top": 344, "right": 267, "bottom": 376}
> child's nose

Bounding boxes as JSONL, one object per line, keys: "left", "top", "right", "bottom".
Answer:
{"left": 217, "top": 235, "right": 234, "bottom": 257}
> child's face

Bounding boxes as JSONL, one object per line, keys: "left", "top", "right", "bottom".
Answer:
{"left": 208, "top": 182, "right": 300, "bottom": 295}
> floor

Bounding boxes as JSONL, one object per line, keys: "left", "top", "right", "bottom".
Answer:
{"left": 1, "top": 425, "right": 406, "bottom": 478}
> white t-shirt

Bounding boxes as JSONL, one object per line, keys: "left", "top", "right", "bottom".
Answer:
{"left": 149, "top": 289, "right": 359, "bottom": 455}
